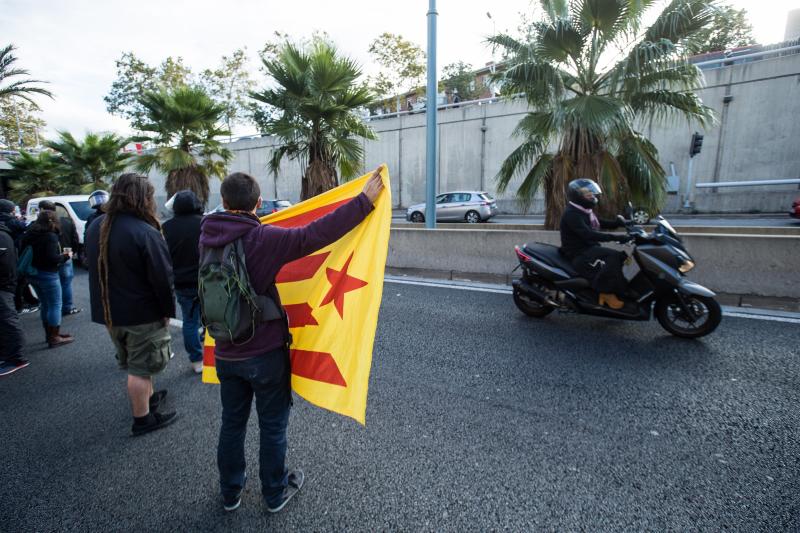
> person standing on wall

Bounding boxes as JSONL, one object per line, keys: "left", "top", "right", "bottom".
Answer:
{"left": 85, "top": 173, "right": 178, "bottom": 436}
{"left": 39, "top": 200, "right": 82, "bottom": 316}
{"left": 162, "top": 189, "right": 204, "bottom": 375}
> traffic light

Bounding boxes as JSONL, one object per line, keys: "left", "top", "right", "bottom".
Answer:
{"left": 690, "top": 132, "right": 704, "bottom": 157}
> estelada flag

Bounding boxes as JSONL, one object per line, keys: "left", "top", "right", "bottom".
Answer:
{"left": 201, "top": 166, "right": 391, "bottom": 424}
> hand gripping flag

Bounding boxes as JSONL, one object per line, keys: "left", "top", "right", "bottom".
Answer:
{"left": 202, "top": 166, "right": 391, "bottom": 424}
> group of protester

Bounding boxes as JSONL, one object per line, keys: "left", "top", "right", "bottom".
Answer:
{"left": 0, "top": 197, "right": 88, "bottom": 376}
{"left": 2, "top": 169, "right": 385, "bottom": 514}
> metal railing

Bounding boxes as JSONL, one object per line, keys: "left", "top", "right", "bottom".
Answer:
{"left": 696, "top": 179, "right": 800, "bottom": 188}
{"left": 692, "top": 44, "right": 800, "bottom": 69}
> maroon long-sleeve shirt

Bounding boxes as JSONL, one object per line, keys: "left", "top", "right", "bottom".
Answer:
{"left": 199, "top": 193, "right": 374, "bottom": 359}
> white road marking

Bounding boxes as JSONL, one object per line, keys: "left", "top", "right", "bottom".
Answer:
{"left": 384, "top": 276, "right": 800, "bottom": 324}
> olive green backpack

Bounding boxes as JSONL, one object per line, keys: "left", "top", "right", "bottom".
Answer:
{"left": 198, "top": 238, "right": 284, "bottom": 345}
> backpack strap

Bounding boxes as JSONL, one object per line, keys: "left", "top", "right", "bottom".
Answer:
{"left": 232, "top": 237, "right": 291, "bottom": 345}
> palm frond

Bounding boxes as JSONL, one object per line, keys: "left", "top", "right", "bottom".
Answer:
{"left": 495, "top": 138, "right": 549, "bottom": 193}
{"left": 515, "top": 153, "right": 555, "bottom": 210}
{"left": 629, "top": 89, "right": 715, "bottom": 127}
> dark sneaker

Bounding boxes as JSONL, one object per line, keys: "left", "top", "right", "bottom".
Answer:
{"left": 20, "top": 306, "right": 39, "bottom": 314}
{"left": 62, "top": 307, "right": 82, "bottom": 316}
{"left": 266, "top": 469, "right": 305, "bottom": 514}
{"left": 149, "top": 390, "right": 167, "bottom": 411}
{"left": 223, "top": 475, "right": 247, "bottom": 512}
{"left": 131, "top": 411, "right": 178, "bottom": 436}
{"left": 0, "top": 358, "right": 29, "bottom": 377}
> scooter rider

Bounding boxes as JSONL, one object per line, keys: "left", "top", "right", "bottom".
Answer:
{"left": 559, "top": 178, "right": 632, "bottom": 310}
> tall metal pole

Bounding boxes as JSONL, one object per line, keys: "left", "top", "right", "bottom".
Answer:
{"left": 425, "top": 0, "right": 438, "bottom": 229}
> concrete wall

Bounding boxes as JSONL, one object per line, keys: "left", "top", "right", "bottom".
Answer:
{"left": 146, "top": 53, "right": 800, "bottom": 215}
{"left": 386, "top": 228, "right": 800, "bottom": 298}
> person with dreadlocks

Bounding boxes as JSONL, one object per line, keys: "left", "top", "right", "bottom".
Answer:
{"left": 85, "top": 173, "right": 178, "bottom": 436}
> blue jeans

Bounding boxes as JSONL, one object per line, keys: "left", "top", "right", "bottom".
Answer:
{"left": 30, "top": 271, "right": 61, "bottom": 327}
{"left": 216, "top": 349, "right": 291, "bottom": 507}
{"left": 58, "top": 259, "right": 74, "bottom": 313}
{"left": 176, "top": 287, "right": 203, "bottom": 362}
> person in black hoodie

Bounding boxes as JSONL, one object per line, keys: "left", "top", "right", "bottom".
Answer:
{"left": 20, "top": 211, "right": 74, "bottom": 347}
{"left": 0, "top": 199, "right": 38, "bottom": 313}
{"left": 162, "top": 190, "right": 204, "bottom": 374}
{"left": 85, "top": 173, "right": 178, "bottom": 436}
{"left": 559, "top": 178, "right": 632, "bottom": 310}
{"left": 0, "top": 220, "right": 29, "bottom": 376}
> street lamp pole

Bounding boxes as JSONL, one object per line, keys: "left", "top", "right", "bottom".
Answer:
{"left": 425, "top": 0, "right": 438, "bottom": 229}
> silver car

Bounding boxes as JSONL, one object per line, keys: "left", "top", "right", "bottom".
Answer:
{"left": 406, "top": 191, "right": 499, "bottom": 223}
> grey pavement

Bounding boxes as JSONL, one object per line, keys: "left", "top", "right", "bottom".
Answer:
{"left": 392, "top": 212, "right": 800, "bottom": 228}
{"left": 1, "top": 270, "right": 798, "bottom": 531}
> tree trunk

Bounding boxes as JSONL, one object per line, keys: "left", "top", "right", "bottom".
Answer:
{"left": 301, "top": 158, "right": 338, "bottom": 201}
{"left": 166, "top": 165, "right": 209, "bottom": 207}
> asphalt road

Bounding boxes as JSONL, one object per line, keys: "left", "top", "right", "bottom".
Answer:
{"left": 1, "top": 271, "right": 798, "bottom": 531}
{"left": 393, "top": 213, "right": 800, "bottom": 227}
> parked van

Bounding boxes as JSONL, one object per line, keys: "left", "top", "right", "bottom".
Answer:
{"left": 25, "top": 195, "right": 92, "bottom": 244}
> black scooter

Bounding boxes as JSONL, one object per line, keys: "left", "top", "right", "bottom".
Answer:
{"left": 511, "top": 216, "right": 722, "bottom": 338}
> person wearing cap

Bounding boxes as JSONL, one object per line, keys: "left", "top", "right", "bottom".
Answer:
{"left": 39, "top": 200, "right": 81, "bottom": 316}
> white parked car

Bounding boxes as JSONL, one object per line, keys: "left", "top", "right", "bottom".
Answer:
{"left": 25, "top": 195, "right": 92, "bottom": 244}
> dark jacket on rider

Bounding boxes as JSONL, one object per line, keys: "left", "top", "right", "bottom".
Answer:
{"left": 559, "top": 204, "right": 622, "bottom": 259}
{"left": 162, "top": 191, "right": 203, "bottom": 290}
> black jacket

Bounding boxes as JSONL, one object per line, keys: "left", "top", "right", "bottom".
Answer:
{"left": 57, "top": 215, "right": 80, "bottom": 250}
{"left": 0, "top": 222, "right": 17, "bottom": 292}
{"left": 162, "top": 191, "right": 203, "bottom": 290}
{"left": 85, "top": 213, "right": 175, "bottom": 327}
{"left": 559, "top": 204, "right": 622, "bottom": 259}
{"left": 20, "top": 226, "right": 67, "bottom": 273}
{"left": 84, "top": 209, "right": 103, "bottom": 243}
{"left": 0, "top": 213, "right": 27, "bottom": 249}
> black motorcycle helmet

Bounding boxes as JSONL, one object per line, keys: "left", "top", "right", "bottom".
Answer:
{"left": 567, "top": 178, "right": 602, "bottom": 209}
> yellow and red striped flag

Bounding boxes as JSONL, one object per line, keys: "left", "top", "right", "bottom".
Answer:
{"left": 202, "top": 166, "right": 391, "bottom": 424}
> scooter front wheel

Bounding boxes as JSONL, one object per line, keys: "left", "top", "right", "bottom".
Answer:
{"left": 655, "top": 293, "right": 721, "bottom": 338}
{"left": 513, "top": 285, "right": 554, "bottom": 318}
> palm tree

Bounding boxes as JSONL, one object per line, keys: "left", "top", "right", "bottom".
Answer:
{"left": 251, "top": 41, "right": 377, "bottom": 200}
{"left": 0, "top": 150, "right": 63, "bottom": 204}
{"left": 489, "top": 0, "right": 716, "bottom": 228}
{"left": 133, "top": 86, "right": 232, "bottom": 206}
{"left": 0, "top": 44, "right": 53, "bottom": 103}
{"left": 47, "top": 131, "right": 132, "bottom": 193}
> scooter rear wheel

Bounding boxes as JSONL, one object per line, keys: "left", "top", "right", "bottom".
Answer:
{"left": 655, "top": 293, "right": 721, "bottom": 338}
{"left": 513, "top": 285, "right": 554, "bottom": 318}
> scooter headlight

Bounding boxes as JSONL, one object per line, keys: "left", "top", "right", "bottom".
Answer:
{"left": 678, "top": 259, "right": 695, "bottom": 273}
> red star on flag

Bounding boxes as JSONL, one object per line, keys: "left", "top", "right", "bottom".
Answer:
{"left": 320, "top": 252, "right": 367, "bottom": 319}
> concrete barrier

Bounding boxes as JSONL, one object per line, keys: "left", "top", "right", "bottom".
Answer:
{"left": 387, "top": 228, "right": 800, "bottom": 298}
{"left": 391, "top": 222, "right": 800, "bottom": 236}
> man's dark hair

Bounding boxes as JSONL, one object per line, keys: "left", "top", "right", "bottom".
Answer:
{"left": 39, "top": 200, "right": 56, "bottom": 212}
{"left": 221, "top": 172, "right": 260, "bottom": 211}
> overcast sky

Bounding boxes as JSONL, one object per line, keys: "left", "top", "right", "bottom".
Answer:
{"left": 1, "top": 0, "right": 797, "bottom": 140}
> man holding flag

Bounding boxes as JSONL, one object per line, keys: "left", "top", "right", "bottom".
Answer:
{"left": 200, "top": 167, "right": 384, "bottom": 513}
